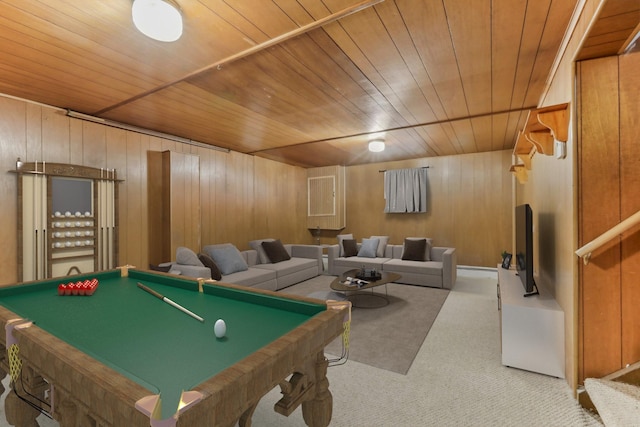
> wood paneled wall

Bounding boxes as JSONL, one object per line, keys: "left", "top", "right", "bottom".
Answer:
{"left": 577, "top": 53, "right": 640, "bottom": 382}
{"left": 518, "top": 0, "right": 617, "bottom": 393}
{"left": 147, "top": 150, "right": 201, "bottom": 265}
{"left": 0, "top": 96, "right": 308, "bottom": 286}
{"left": 325, "top": 150, "right": 513, "bottom": 267}
{"left": 1, "top": 93, "right": 515, "bottom": 285}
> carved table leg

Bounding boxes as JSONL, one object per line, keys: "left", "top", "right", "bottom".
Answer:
{"left": 3, "top": 361, "right": 48, "bottom": 427}
{"left": 238, "top": 401, "right": 259, "bottom": 427}
{"left": 5, "top": 389, "right": 40, "bottom": 427}
{"left": 302, "top": 352, "right": 332, "bottom": 427}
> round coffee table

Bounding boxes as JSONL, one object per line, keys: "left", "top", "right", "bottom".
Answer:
{"left": 330, "top": 269, "right": 401, "bottom": 308}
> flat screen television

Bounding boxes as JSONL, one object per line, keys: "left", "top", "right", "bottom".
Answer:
{"left": 515, "top": 204, "right": 538, "bottom": 296}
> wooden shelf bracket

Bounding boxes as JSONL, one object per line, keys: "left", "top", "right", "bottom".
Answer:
{"left": 537, "top": 104, "right": 569, "bottom": 142}
{"left": 526, "top": 130, "right": 555, "bottom": 155}
{"left": 509, "top": 164, "right": 528, "bottom": 184}
{"left": 509, "top": 102, "right": 570, "bottom": 181}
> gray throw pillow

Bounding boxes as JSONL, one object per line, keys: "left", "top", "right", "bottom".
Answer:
{"left": 261, "top": 239, "right": 291, "bottom": 263}
{"left": 203, "top": 244, "right": 248, "bottom": 276}
{"left": 402, "top": 238, "right": 427, "bottom": 261}
{"left": 342, "top": 239, "right": 358, "bottom": 257}
{"left": 357, "top": 238, "right": 379, "bottom": 258}
{"left": 176, "top": 246, "right": 204, "bottom": 266}
{"left": 370, "top": 235, "right": 389, "bottom": 257}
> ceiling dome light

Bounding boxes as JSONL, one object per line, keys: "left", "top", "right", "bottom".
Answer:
{"left": 132, "top": 0, "right": 183, "bottom": 42}
{"left": 368, "top": 140, "right": 385, "bottom": 152}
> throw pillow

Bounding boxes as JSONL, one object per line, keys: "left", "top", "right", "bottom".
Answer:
{"left": 357, "top": 238, "right": 379, "bottom": 258}
{"left": 261, "top": 239, "right": 291, "bottom": 263}
{"left": 149, "top": 263, "right": 171, "bottom": 273}
{"left": 198, "top": 253, "right": 222, "bottom": 280}
{"left": 249, "top": 238, "right": 275, "bottom": 264}
{"left": 337, "top": 233, "right": 353, "bottom": 257}
{"left": 402, "top": 238, "right": 427, "bottom": 261}
{"left": 176, "top": 246, "right": 204, "bottom": 266}
{"left": 203, "top": 244, "right": 249, "bottom": 276}
{"left": 370, "top": 235, "right": 389, "bottom": 257}
{"left": 342, "top": 239, "right": 358, "bottom": 257}
{"left": 406, "top": 237, "right": 433, "bottom": 261}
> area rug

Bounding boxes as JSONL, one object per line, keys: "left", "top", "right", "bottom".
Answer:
{"left": 279, "top": 275, "right": 450, "bottom": 375}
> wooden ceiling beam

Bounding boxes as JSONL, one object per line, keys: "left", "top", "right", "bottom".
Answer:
{"left": 248, "top": 106, "right": 535, "bottom": 154}
{"left": 95, "top": 0, "right": 385, "bottom": 115}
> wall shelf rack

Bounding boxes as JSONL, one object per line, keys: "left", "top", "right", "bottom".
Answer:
{"left": 511, "top": 103, "right": 570, "bottom": 182}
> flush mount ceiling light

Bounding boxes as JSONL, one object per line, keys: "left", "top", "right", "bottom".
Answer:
{"left": 368, "top": 139, "right": 385, "bottom": 152}
{"left": 132, "top": 0, "right": 183, "bottom": 42}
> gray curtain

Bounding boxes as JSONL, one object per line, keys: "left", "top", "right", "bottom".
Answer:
{"left": 384, "top": 168, "right": 428, "bottom": 213}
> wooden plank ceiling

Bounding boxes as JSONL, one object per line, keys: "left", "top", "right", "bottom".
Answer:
{"left": 0, "top": 0, "right": 636, "bottom": 167}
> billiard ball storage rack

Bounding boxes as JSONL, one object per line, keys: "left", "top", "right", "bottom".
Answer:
{"left": 12, "top": 160, "right": 121, "bottom": 281}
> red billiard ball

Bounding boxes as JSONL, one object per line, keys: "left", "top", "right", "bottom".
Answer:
{"left": 58, "top": 284, "right": 66, "bottom": 296}
{"left": 78, "top": 284, "right": 86, "bottom": 296}
{"left": 91, "top": 278, "right": 99, "bottom": 287}
{"left": 65, "top": 282, "right": 74, "bottom": 296}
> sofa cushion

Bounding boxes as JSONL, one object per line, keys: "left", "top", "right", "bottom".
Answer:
{"left": 383, "top": 259, "right": 443, "bottom": 276}
{"left": 370, "top": 235, "right": 389, "bottom": 257}
{"left": 198, "top": 253, "right": 222, "bottom": 280}
{"left": 402, "top": 238, "right": 427, "bottom": 261}
{"left": 358, "top": 238, "right": 379, "bottom": 258}
{"left": 222, "top": 268, "right": 277, "bottom": 290}
{"left": 249, "top": 238, "right": 275, "bottom": 264}
{"left": 342, "top": 239, "right": 358, "bottom": 257}
{"left": 333, "top": 256, "right": 391, "bottom": 273}
{"left": 254, "top": 257, "right": 318, "bottom": 277}
{"left": 204, "top": 244, "right": 248, "bottom": 275}
{"left": 176, "top": 246, "right": 204, "bottom": 266}
{"left": 337, "top": 233, "right": 353, "bottom": 257}
{"left": 261, "top": 239, "right": 291, "bottom": 263}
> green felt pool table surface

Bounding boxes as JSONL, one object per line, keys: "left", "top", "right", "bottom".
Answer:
{"left": 0, "top": 268, "right": 346, "bottom": 426}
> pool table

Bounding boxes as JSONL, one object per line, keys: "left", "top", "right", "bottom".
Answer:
{"left": 0, "top": 267, "right": 350, "bottom": 427}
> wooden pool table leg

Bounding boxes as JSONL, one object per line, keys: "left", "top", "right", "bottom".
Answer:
{"left": 2, "top": 362, "right": 47, "bottom": 427}
{"left": 238, "top": 400, "right": 259, "bottom": 427}
{"left": 5, "top": 389, "right": 40, "bottom": 427}
{"left": 302, "top": 351, "right": 332, "bottom": 427}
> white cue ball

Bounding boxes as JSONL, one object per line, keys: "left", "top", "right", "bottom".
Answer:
{"left": 214, "top": 319, "right": 226, "bottom": 338}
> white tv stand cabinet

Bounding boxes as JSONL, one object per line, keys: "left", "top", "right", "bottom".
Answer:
{"left": 497, "top": 266, "right": 565, "bottom": 378}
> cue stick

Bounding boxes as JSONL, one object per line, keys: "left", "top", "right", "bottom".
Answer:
{"left": 136, "top": 282, "right": 204, "bottom": 322}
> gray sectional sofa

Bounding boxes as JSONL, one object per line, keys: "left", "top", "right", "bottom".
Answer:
{"left": 167, "top": 242, "right": 322, "bottom": 291}
{"left": 327, "top": 238, "right": 457, "bottom": 289}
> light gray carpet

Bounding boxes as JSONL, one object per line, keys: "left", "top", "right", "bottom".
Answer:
{"left": 250, "top": 268, "right": 603, "bottom": 426}
{"left": 0, "top": 268, "right": 603, "bottom": 427}
{"left": 279, "top": 275, "right": 449, "bottom": 374}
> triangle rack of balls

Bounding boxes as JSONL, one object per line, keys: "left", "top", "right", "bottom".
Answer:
{"left": 58, "top": 278, "right": 99, "bottom": 296}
